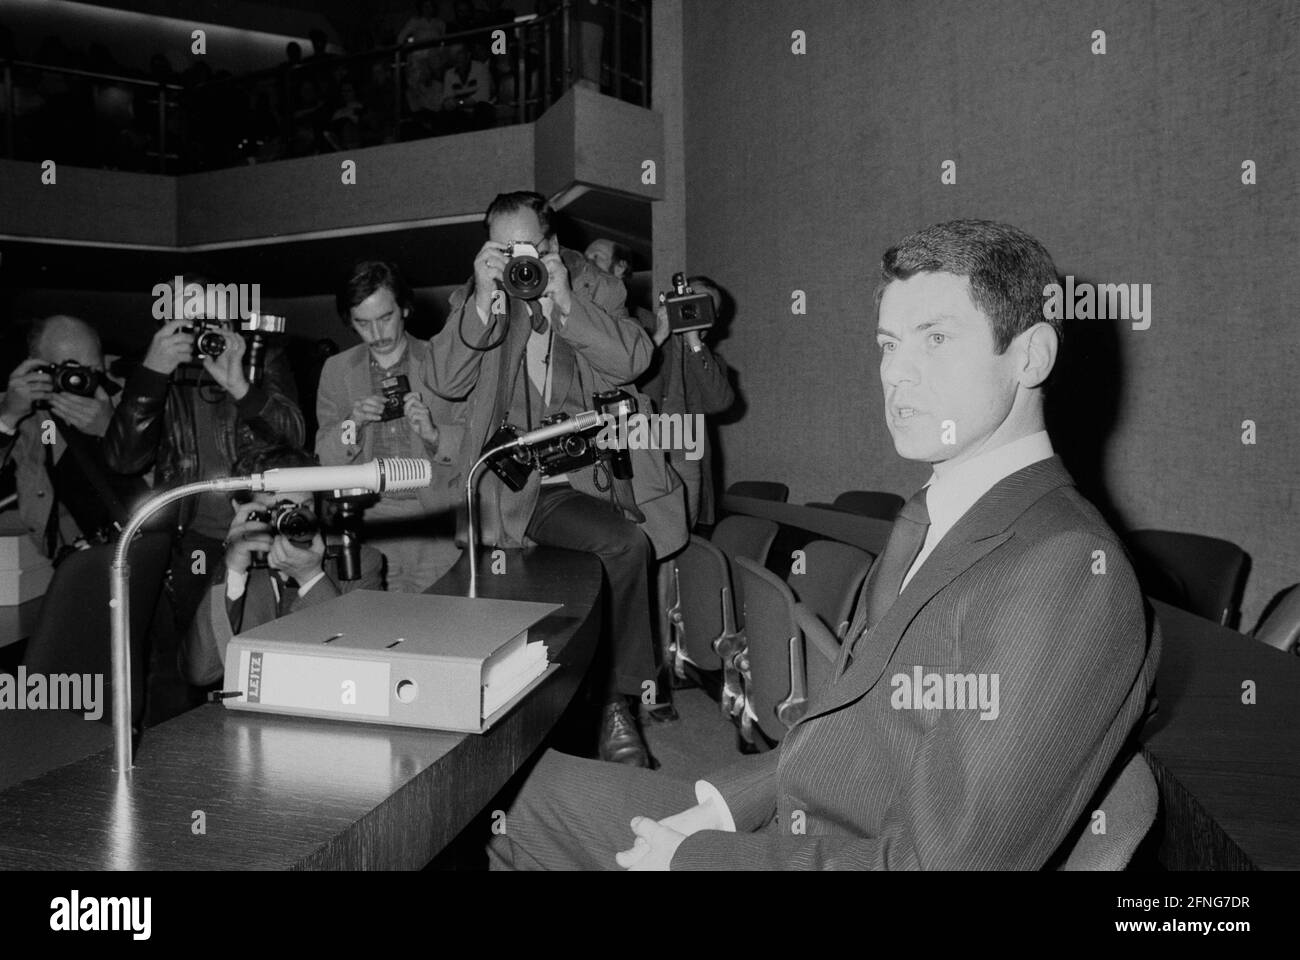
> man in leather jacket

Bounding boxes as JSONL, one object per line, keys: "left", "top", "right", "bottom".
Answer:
{"left": 104, "top": 279, "right": 305, "bottom": 636}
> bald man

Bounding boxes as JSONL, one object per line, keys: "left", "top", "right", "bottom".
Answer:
{"left": 0, "top": 314, "right": 141, "bottom": 556}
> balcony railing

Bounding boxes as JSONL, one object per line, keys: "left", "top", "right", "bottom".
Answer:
{"left": 0, "top": 0, "right": 649, "bottom": 175}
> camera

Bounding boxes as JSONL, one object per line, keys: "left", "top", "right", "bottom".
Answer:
{"left": 483, "top": 390, "right": 638, "bottom": 492}
{"left": 379, "top": 373, "right": 411, "bottom": 422}
{"left": 322, "top": 490, "right": 377, "bottom": 581}
{"left": 502, "top": 242, "right": 549, "bottom": 300}
{"left": 182, "top": 319, "right": 231, "bottom": 359}
{"left": 246, "top": 500, "right": 320, "bottom": 569}
{"left": 33, "top": 361, "right": 100, "bottom": 409}
{"left": 247, "top": 501, "right": 319, "bottom": 545}
{"left": 658, "top": 272, "right": 716, "bottom": 334}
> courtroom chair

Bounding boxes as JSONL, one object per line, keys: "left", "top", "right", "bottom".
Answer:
{"left": 1124, "top": 529, "right": 1249, "bottom": 628}
{"left": 731, "top": 556, "right": 840, "bottom": 748}
{"left": 831, "top": 490, "right": 905, "bottom": 522}
{"left": 709, "top": 515, "right": 779, "bottom": 717}
{"left": 1059, "top": 752, "right": 1159, "bottom": 871}
{"left": 1254, "top": 584, "right": 1300, "bottom": 654}
{"left": 787, "top": 539, "right": 875, "bottom": 641}
{"left": 0, "top": 532, "right": 172, "bottom": 791}
{"left": 665, "top": 534, "right": 734, "bottom": 678}
{"left": 726, "top": 480, "right": 789, "bottom": 503}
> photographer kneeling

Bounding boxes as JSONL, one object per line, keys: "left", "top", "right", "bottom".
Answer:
{"left": 180, "top": 445, "right": 385, "bottom": 688}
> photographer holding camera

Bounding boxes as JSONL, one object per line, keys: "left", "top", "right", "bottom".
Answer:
{"left": 315, "top": 260, "right": 464, "bottom": 593}
{"left": 180, "top": 445, "right": 385, "bottom": 688}
{"left": 430, "top": 191, "right": 687, "bottom": 768}
{"left": 0, "top": 314, "right": 144, "bottom": 557}
{"left": 104, "top": 275, "right": 305, "bottom": 632}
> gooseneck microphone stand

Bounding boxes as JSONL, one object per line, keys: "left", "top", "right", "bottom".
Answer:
{"left": 111, "top": 478, "right": 256, "bottom": 774}
{"left": 464, "top": 442, "right": 519, "bottom": 600}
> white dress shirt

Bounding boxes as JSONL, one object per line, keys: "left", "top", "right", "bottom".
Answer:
{"left": 901, "top": 430, "right": 1054, "bottom": 590}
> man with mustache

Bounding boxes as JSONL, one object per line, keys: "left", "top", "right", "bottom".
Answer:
{"left": 315, "top": 260, "right": 463, "bottom": 592}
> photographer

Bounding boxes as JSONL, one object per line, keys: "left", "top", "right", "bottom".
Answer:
{"left": 180, "top": 445, "right": 385, "bottom": 688}
{"left": 103, "top": 275, "right": 305, "bottom": 632}
{"left": 315, "top": 261, "right": 463, "bottom": 593}
{"left": 0, "top": 315, "right": 144, "bottom": 557}
{"left": 430, "top": 191, "right": 683, "bottom": 768}
{"left": 642, "top": 276, "right": 735, "bottom": 528}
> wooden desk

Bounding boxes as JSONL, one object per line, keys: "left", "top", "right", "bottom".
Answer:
{"left": 1140, "top": 600, "right": 1300, "bottom": 870}
{"left": 0, "top": 548, "right": 602, "bottom": 870}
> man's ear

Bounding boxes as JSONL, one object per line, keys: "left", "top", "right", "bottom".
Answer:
{"left": 1016, "top": 322, "right": 1059, "bottom": 390}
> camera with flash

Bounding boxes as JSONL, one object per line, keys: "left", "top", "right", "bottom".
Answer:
{"left": 658, "top": 273, "right": 716, "bottom": 334}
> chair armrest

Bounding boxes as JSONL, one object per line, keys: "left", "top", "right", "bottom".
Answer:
{"left": 796, "top": 604, "right": 840, "bottom": 665}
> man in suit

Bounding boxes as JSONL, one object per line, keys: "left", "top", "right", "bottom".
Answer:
{"left": 316, "top": 261, "right": 463, "bottom": 593}
{"left": 486, "top": 219, "right": 1161, "bottom": 869}
{"left": 429, "top": 191, "right": 685, "bottom": 767}
{"left": 180, "top": 444, "right": 385, "bottom": 688}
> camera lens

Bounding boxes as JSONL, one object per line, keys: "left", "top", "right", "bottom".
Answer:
{"left": 276, "top": 509, "right": 317, "bottom": 542}
{"left": 198, "top": 331, "right": 226, "bottom": 357}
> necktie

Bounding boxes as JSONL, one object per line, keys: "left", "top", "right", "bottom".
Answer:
{"left": 275, "top": 576, "right": 300, "bottom": 618}
{"left": 527, "top": 299, "right": 548, "bottom": 334}
{"left": 847, "top": 486, "right": 931, "bottom": 660}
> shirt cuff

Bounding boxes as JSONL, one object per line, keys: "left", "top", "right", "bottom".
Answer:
{"left": 474, "top": 300, "right": 492, "bottom": 326}
{"left": 0, "top": 415, "right": 16, "bottom": 436}
{"left": 225, "top": 568, "right": 249, "bottom": 602}
{"left": 297, "top": 570, "right": 327, "bottom": 597}
{"left": 695, "top": 780, "right": 737, "bottom": 833}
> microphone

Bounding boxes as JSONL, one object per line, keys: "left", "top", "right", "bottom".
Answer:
{"left": 507, "top": 411, "right": 604, "bottom": 449}
{"left": 253, "top": 458, "right": 432, "bottom": 494}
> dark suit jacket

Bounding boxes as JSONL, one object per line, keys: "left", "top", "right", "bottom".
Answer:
{"left": 429, "top": 249, "right": 686, "bottom": 555}
{"left": 180, "top": 545, "right": 385, "bottom": 687}
{"left": 672, "top": 456, "right": 1161, "bottom": 870}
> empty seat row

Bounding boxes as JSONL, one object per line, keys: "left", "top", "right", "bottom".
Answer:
{"left": 664, "top": 513, "right": 874, "bottom": 748}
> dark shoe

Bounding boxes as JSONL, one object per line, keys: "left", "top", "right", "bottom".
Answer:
{"left": 599, "top": 699, "right": 650, "bottom": 767}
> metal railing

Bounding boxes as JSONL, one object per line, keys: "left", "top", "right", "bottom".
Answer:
{"left": 0, "top": 0, "right": 648, "bottom": 175}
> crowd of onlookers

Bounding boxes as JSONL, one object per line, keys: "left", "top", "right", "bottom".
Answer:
{"left": 0, "top": 0, "right": 636, "bottom": 172}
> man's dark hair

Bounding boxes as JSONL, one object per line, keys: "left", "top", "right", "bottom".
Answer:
{"left": 874, "top": 219, "right": 1062, "bottom": 356}
{"left": 484, "top": 191, "right": 554, "bottom": 237}
{"left": 230, "top": 445, "right": 317, "bottom": 502}
{"left": 336, "top": 260, "right": 413, "bottom": 325}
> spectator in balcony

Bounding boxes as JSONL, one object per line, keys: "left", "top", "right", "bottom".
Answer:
{"left": 405, "top": 53, "right": 445, "bottom": 134}
{"left": 400, "top": 0, "right": 449, "bottom": 88}
{"left": 440, "top": 43, "right": 494, "bottom": 133}
{"left": 327, "top": 77, "right": 364, "bottom": 150}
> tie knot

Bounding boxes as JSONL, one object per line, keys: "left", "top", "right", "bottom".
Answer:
{"left": 899, "top": 486, "right": 930, "bottom": 526}
{"left": 528, "top": 302, "right": 549, "bottom": 335}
